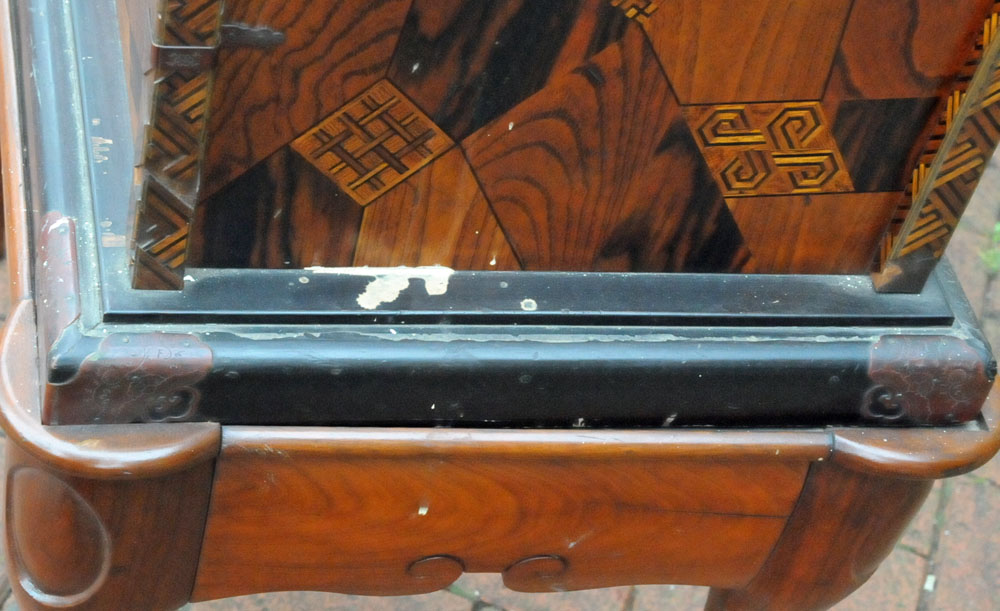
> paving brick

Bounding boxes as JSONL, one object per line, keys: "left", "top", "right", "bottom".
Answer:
{"left": 900, "top": 480, "right": 941, "bottom": 558}
{"left": 451, "top": 574, "right": 629, "bottom": 611}
{"left": 947, "top": 228, "right": 992, "bottom": 318}
{"left": 950, "top": 150, "right": 1000, "bottom": 320}
{"left": 982, "top": 287, "right": 1000, "bottom": 348}
{"left": 960, "top": 185, "right": 1000, "bottom": 242}
{"left": 923, "top": 478, "right": 1000, "bottom": 611}
{"left": 831, "top": 546, "right": 926, "bottom": 611}
{"left": 630, "top": 584, "right": 707, "bottom": 610}
{"left": 187, "top": 590, "right": 470, "bottom": 611}
{"left": 971, "top": 449, "right": 1000, "bottom": 488}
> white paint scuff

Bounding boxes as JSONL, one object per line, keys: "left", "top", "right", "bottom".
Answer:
{"left": 306, "top": 266, "right": 455, "bottom": 310}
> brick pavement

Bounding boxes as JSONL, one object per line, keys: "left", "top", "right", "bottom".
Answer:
{"left": 0, "top": 161, "right": 998, "bottom": 611}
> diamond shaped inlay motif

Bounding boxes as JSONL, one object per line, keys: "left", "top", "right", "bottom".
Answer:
{"left": 684, "top": 102, "right": 855, "bottom": 198}
{"left": 292, "top": 79, "right": 454, "bottom": 206}
{"left": 610, "top": 0, "right": 660, "bottom": 23}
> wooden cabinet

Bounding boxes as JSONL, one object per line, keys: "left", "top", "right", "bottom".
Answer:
{"left": 115, "top": 0, "right": 1000, "bottom": 293}
{"left": 2, "top": 1, "right": 999, "bottom": 610}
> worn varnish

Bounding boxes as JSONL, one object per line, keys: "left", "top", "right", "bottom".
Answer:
{"left": 125, "top": 0, "right": 1000, "bottom": 290}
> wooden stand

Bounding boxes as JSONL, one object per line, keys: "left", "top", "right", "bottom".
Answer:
{"left": 2, "top": 299, "right": 997, "bottom": 611}
{"left": 2, "top": 2, "right": 999, "bottom": 610}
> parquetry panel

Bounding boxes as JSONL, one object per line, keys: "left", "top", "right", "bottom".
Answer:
{"left": 727, "top": 193, "right": 900, "bottom": 274}
{"left": 829, "top": 0, "right": 996, "bottom": 101}
{"left": 291, "top": 80, "right": 454, "bottom": 207}
{"left": 167, "top": 0, "right": 997, "bottom": 287}
{"left": 684, "top": 103, "right": 854, "bottom": 198}
{"left": 875, "top": 6, "right": 1000, "bottom": 291}
{"left": 463, "top": 28, "right": 749, "bottom": 272}
{"left": 354, "top": 149, "right": 520, "bottom": 269}
{"left": 202, "top": 0, "right": 413, "bottom": 199}
{"left": 641, "top": 0, "right": 851, "bottom": 104}
{"left": 610, "top": 0, "right": 659, "bottom": 23}
{"left": 132, "top": 0, "right": 223, "bottom": 290}
{"left": 387, "top": 0, "right": 631, "bottom": 140}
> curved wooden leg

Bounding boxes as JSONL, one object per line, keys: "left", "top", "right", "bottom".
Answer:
{"left": 704, "top": 461, "right": 933, "bottom": 611}
{"left": 4, "top": 441, "right": 215, "bottom": 610}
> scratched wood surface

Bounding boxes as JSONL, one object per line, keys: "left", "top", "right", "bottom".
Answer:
{"left": 129, "top": 0, "right": 999, "bottom": 280}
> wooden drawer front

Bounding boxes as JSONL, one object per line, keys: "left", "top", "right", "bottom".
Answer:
{"left": 192, "top": 429, "right": 811, "bottom": 600}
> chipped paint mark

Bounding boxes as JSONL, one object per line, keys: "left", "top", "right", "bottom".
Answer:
{"left": 521, "top": 298, "right": 538, "bottom": 311}
{"left": 418, "top": 504, "right": 429, "bottom": 516}
{"left": 101, "top": 233, "right": 126, "bottom": 248}
{"left": 567, "top": 531, "right": 592, "bottom": 549}
{"left": 306, "top": 266, "right": 455, "bottom": 310}
{"left": 91, "top": 136, "right": 112, "bottom": 163}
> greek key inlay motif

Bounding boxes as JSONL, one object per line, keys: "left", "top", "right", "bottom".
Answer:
{"left": 684, "top": 102, "right": 854, "bottom": 198}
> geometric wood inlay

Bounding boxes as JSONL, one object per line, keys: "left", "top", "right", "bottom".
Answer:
{"left": 201, "top": 0, "right": 413, "bottom": 199}
{"left": 463, "top": 28, "right": 750, "bottom": 272}
{"left": 684, "top": 102, "right": 854, "bottom": 198}
{"left": 875, "top": 7, "right": 1000, "bottom": 291}
{"left": 291, "top": 80, "right": 454, "bottom": 207}
{"left": 610, "top": 0, "right": 659, "bottom": 23}
{"left": 138, "top": 0, "right": 1000, "bottom": 289}
{"left": 131, "top": 0, "right": 223, "bottom": 290}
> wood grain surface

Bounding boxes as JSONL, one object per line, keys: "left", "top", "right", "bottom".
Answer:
{"left": 191, "top": 427, "right": 815, "bottom": 600}
{"left": 190, "top": 148, "right": 363, "bottom": 269}
{"left": 829, "top": 0, "right": 995, "bottom": 100}
{"left": 462, "top": 27, "right": 748, "bottom": 272}
{"left": 202, "top": 0, "right": 413, "bottom": 199}
{"left": 387, "top": 0, "right": 630, "bottom": 140}
{"left": 5, "top": 442, "right": 215, "bottom": 610}
{"left": 830, "top": 97, "right": 940, "bottom": 193}
{"left": 642, "top": 0, "right": 852, "bottom": 104}
{"left": 727, "top": 192, "right": 900, "bottom": 274}
{"left": 705, "top": 461, "right": 933, "bottom": 611}
{"left": 353, "top": 149, "right": 520, "bottom": 269}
